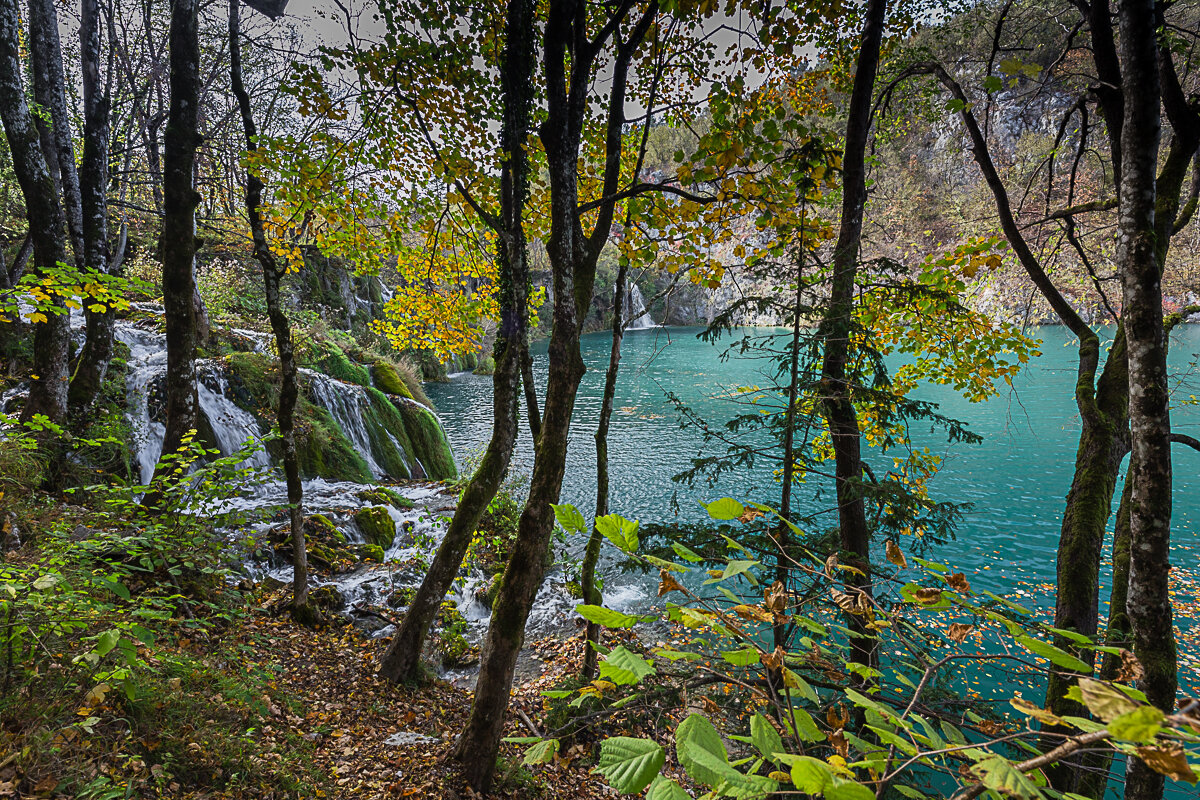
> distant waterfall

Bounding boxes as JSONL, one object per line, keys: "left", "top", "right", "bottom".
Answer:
{"left": 621, "top": 283, "right": 656, "bottom": 330}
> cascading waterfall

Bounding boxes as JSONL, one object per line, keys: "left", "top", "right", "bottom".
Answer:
{"left": 622, "top": 283, "right": 657, "bottom": 330}
{"left": 302, "top": 369, "right": 390, "bottom": 477}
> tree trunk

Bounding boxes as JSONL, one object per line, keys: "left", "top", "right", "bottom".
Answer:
{"left": 818, "top": 0, "right": 887, "bottom": 675}
{"left": 151, "top": 0, "right": 202, "bottom": 495}
{"left": 579, "top": 260, "right": 628, "bottom": 679}
{"left": 776, "top": 206, "right": 807, "bottom": 653}
{"left": 27, "top": 0, "right": 85, "bottom": 269}
{"left": 0, "top": 0, "right": 69, "bottom": 424}
{"left": 229, "top": 0, "right": 310, "bottom": 618}
{"left": 1116, "top": 6, "right": 1174, "bottom": 800}
{"left": 377, "top": 0, "right": 534, "bottom": 684}
{"left": 68, "top": 0, "right": 115, "bottom": 417}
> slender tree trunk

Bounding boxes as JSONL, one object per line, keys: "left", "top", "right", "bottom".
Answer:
{"left": 229, "top": 0, "right": 310, "bottom": 618}
{"left": 27, "top": 0, "right": 85, "bottom": 269}
{"left": 579, "top": 261, "right": 628, "bottom": 679}
{"left": 0, "top": 0, "right": 69, "bottom": 424}
{"left": 377, "top": 0, "right": 534, "bottom": 684}
{"left": 776, "top": 206, "right": 807, "bottom": 653}
{"left": 68, "top": 0, "right": 115, "bottom": 416}
{"left": 522, "top": 342, "right": 541, "bottom": 442}
{"left": 818, "top": 0, "right": 886, "bottom": 675}
{"left": 150, "top": 0, "right": 202, "bottom": 496}
{"left": 1117, "top": 6, "right": 1174, "bottom": 800}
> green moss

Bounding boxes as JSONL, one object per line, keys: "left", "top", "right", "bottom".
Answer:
{"left": 436, "top": 601, "right": 474, "bottom": 666}
{"left": 355, "top": 505, "right": 396, "bottom": 549}
{"left": 226, "top": 351, "right": 279, "bottom": 411}
{"left": 361, "top": 544, "right": 384, "bottom": 562}
{"left": 294, "top": 400, "right": 373, "bottom": 483}
{"left": 309, "top": 341, "right": 370, "bottom": 386}
{"left": 355, "top": 487, "right": 414, "bottom": 510}
{"left": 473, "top": 355, "right": 496, "bottom": 375}
{"left": 460, "top": 351, "right": 478, "bottom": 371}
{"left": 309, "top": 584, "right": 346, "bottom": 611}
{"left": 398, "top": 399, "right": 457, "bottom": 480}
{"left": 371, "top": 360, "right": 413, "bottom": 399}
{"left": 361, "top": 387, "right": 417, "bottom": 480}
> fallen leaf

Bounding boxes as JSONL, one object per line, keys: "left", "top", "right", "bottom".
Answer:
{"left": 946, "top": 573, "right": 972, "bottom": 594}
{"left": 947, "top": 623, "right": 975, "bottom": 643}
{"left": 885, "top": 540, "right": 907, "bottom": 569}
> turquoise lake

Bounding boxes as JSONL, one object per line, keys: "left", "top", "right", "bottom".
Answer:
{"left": 426, "top": 324, "right": 1200, "bottom": 691}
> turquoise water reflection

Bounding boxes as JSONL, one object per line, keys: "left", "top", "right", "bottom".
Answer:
{"left": 425, "top": 324, "right": 1200, "bottom": 684}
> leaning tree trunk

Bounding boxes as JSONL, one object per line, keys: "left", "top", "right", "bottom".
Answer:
{"left": 150, "top": 0, "right": 202, "bottom": 497}
{"left": 0, "top": 0, "right": 69, "bottom": 424}
{"left": 377, "top": 0, "right": 534, "bottom": 684}
{"left": 68, "top": 0, "right": 115, "bottom": 417}
{"left": 229, "top": 0, "right": 311, "bottom": 620}
{"left": 27, "top": 0, "right": 85, "bottom": 269}
{"left": 818, "top": 0, "right": 887, "bottom": 676}
{"left": 1117, "top": 6, "right": 1174, "bottom": 800}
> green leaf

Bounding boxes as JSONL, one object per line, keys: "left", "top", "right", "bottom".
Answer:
{"left": 596, "top": 514, "right": 640, "bottom": 553}
{"left": 676, "top": 713, "right": 729, "bottom": 787}
{"left": 827, "top": 779, "right": 877, "bottom": 800}
{"left": 672, "top": 542, "right": 704, "bottom": 563}
{"left": 969, "top": 754, "right": 1045, "bottom": 800}
{"left": 575, "top": 604, "right": 654, "bottom": 629}
{"left": 599, "top": 646, "right": 657, "bottom": 686}
{"left": 781, "top": 754, "right": 833, "bottom": 793}
{"left": 704, "top": 498, "right": 744, "bottom": 520}
{"left": 983, "top": 75, "right": 1003, "bottom": 92}
{"left": 1107, "top": 706, "right": 1163, "bottom": 743}
{"left": 523, "top": 738, "right": 559, "bottom": 765}
{"left": 1077, "top": 678, "right": 1137, "bottom": 722}
{"left": 894, "top": 785, "right": 929, "bottom": 799}
{"left": 646, "top": 775, "right": 691, "bottom": 800}
{"left": 750, "top": 714, "right": 783, "bottom": 764}
{"left": 95, "top": 629, "right": 120, "bottom": 657}
{"left": 98, "top": 577, "right": 130, "bottom": 600}
{"left": 1017, "top": 636, "right": 1092, "bottom": 673}
{"left": 541, "top": 690, "right": 573, "bottom": 699}
{"left": 983, "top": 590, "right": 1031, "bottom": 614}
{"left": 790, "top": 708, "right": 823, "bottom": 743}
{"left": 655, "top": 647, "right": 702, "bottom": 662}
{"left": 593, "top": 737, "right": 665, "bottom": 793}
{"left": 551, "top": 503, "right": 587, "bottom": 534}
{"left": 643, "top": 554, "right": 688, "bottom": 573}
{"left": 721, "top": 559, "right": 760, "bottom": 582}
{"left": 31, "top": 573, "right": 60, "bottom": 591}
{"left": 721, "top": 647, "right": 760, "bottom": 667}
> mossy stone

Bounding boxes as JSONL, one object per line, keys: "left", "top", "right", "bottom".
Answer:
{"left": 473, "top": 355, "right": 495, "bottom": 376}
{"left": 294, "top": 400, "right": 373, "bottom": 483}
{"left": 371, "top": 360, "right": 413, "bottom": 399}
{"left": 355, "top": 487, "right": 414, "bottom": 510}
{"left": 355, "top": 505, "right": 395, "bottom": 549}
{"left": 397, "top": 400, "right": 457, "bottom": 480}
{"left": 310, "top": 341, "right": 370, "bottom": 386}
{"left": 309, "top": 584, "right": 346, "bottom": 611}
{"left": 361, "top": 387, "right": 417, "bottom": 480}
{"left": 361, "top": 544, "right": 384, "bottom": 562}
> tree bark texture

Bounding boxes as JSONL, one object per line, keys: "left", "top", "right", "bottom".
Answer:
{"left": 27, "top": 0, "right": 85, "bottom": 269}
{"left": 378, "top": 0, "right": 534, "bottom": 684}
{"left": 68, "top": 0, "right": 115, "bottom": 416}
{"left": 0, "top": 0, "right": 69, "bottom": 423}
{"left": 818, "top": 0, "right": 886, "bottom": 675}
{"left": 229, "top": 0, "right": 310, "bottom": 616}
{"left": 1116, "top": 5, "right": 1174, "bottom": 800}
{"left": 153, "top": 0, "right": 202, "bottom": 491}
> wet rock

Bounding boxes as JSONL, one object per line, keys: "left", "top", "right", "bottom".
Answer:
{"left": 355, "top": 506, "right": 395, "bottom": 549}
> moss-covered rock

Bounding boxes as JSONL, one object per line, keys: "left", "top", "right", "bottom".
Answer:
{"left": 355, "top": 487, "right": 414, "bottom": 510}
{"left": 295, "top": 401, "right": 373, "bottom": 483}
{"left": 361, "top": 387, "right": 418, "bottom": 480}
{"left": 397, "top": 399, "right": 457, "bottom": 480}
{"left": 355, "top": 505, "right": 395, "bottom": 549}
{"left": 361, "top": 544, "right": 384, "bottom": 562}
{"left": 309, "top": 340, "right": 370, "bottom": 387}
{"left": 309, "top": 584, "right": 346, "bottom": 611}
{"left": 371, "top": 360, "right": 413, "bottom": 399}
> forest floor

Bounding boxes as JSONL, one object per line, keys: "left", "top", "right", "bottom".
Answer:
{"left": 0, "top": 592, "right": 618, "bottom": 800}
{"left": 214, "top": 612, "right": 616, "bottom": 800}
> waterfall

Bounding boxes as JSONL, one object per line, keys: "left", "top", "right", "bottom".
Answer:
{"left": 196, "top": 365, "right": 272, "bottom": 471}
{"left": 622, "top": 283, "right": 656, "bottom": 330}
{"left": 303, "top": 370, "right": 388, "bottom": 478}
{"left": 119, "top": 321, "right": 269, "bottom": 484}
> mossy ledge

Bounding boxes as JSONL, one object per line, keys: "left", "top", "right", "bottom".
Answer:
{"left": 224, "top": 351, "right": 457, "bottom": 483}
